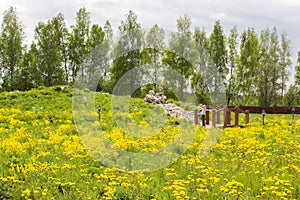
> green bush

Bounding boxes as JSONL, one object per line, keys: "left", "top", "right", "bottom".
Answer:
{"left": 54, "top": 86, "right": 62, "bottom": 91}
{"left": 131, "top": 83, "right": 156, "bottom": 98}
{"left": 38, "top": 86, "right": 46, "bottom": 90}
{"left": 162, "top": 87, "right": 178, "bottom": 101}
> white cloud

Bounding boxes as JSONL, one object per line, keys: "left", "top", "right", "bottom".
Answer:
{"left": 275, "top": 0, "right": 300, "bottom": 6}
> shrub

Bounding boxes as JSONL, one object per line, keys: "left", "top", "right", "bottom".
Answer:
{"left": 53, "top": 86, "right": 62, "bottom": 92}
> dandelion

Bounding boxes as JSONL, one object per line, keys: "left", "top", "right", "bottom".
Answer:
{"left": 42, "top": 188, "right": 48, "bottom": 196}
{"left": 0, "top": 177, "right": 8, "bottom": 182}
{"left": 22, "top": 189, "right": 31, "bottom": 196}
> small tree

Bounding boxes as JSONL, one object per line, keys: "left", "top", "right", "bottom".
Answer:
{"left": 0, "top": 7, "right": 24, "bottom": 91}
{"left": 227, "top": 26, "right": 239, "bottom": 105}
{"left": 145, "top": 24, "right": 165, "bottom": 90}
{"left": 208, "top": 20, "right": 228, "bottom": 103}
{"left": 237, "top": 27, "right": 259, "bottom": 104}
{"left": 68, "top": 8, "right": 91, "bottom": 83}
{"left": 111, "top": 10, "right": 145, "bottom": 93}
{"left": 163, "top": 15, "right": 197, "bottom": 101}
{"left": 295, "top": 51, "right": 300, "bottom": 86}
{"left": 284, "top": 84, "right": 299, "bottom": 106}
{"left": 33, "top": 16, "right": 66, "bottom": 87}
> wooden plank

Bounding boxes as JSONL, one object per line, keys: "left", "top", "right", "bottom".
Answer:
{"left": 217, "top": 110, "right": 221, "bottom": 124}
{"left": 245, "top": 110, "right": 249, "bottom": 124}
{"left": 206, "top": 110, "right": 210, "bottom": 125}
{"left": 212, "top": 109, "right": 216, "bottom": 127}
{"left": 194, "top": 110, "right": 198, "bottom": 125}
{"left": 234, "top": 107, "right": 239, "bottom": 127}
{"left": 224, "top": 106, "right": 300, "bottom": 114}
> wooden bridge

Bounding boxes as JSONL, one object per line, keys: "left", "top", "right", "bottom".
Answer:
{"left": 194, "top": 106, "right": 249, "bottom": 128}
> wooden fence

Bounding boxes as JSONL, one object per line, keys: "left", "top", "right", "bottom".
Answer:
{"left": 227, "top": 106, "right": 300, "bottom": 114}
{"left": 223, "top": 106, "right": 249, "bottom": 128}
{"left": 194, "top": 106, "right": 250, "bottom": 128}
{"left": 194, "top": 105, "right": 299, "bottom": 128}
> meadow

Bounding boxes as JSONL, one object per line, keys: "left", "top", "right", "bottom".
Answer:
{"left": 0, "top": 87, "right": 299, "bottom": 199}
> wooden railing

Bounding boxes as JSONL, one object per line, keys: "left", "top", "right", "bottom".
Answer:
{"left": 194, "top": 105, "right": 299, "bottom": 128}
{"left": 223, "top": 106, "right": 249, "bottom": 128}
{"left": 194, "top": 106, "right": 250, "bottom": 128}
{"left": 194, "top": 110, "right": 210, "bottom": 125}
{"left": 211, "top": 107, "right": 225, "bottom": 127}
{"left": 227, "top": 106, "right": 300, "bottom": 114}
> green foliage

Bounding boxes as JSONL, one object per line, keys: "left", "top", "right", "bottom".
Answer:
{"left": 208, "top": 20, "right": 228, "bottom": 101}
{"left": 54, "top": 85, "right": 62, "bottom": 91}
{"left": 257, "top": 27, "right": 282, "bottom": 106}
{"left": 191, "top": 72, "right": 211, "bottom": 105}
{"left": 284, "top": 85, "right": 300, "bottom": 106}
{"left": 111, "top": 50, "right": 147, "bottom": 85}
{"left": 131, "top": 83, "right": 155, "bottom": 98}
{"left": 0, "top": 6, "right": 24, "bottom": 91}
{"left": 161, "top": 87, "right": 179, "bottom": 101}
{"left": 83, "top": 24, "right": 107, "bottom": 90}
{"left": 111, "top": 10, "right": 145, "bottom": 92}
{"left": 164, "top": 15, "right": 197, "bottom": 101}
{"left": 96, "top": 77, "right": 114, "bottom": 93}
{"left": 0, "top": 87, "right": 300, "bottom": 199}
{"left": 194, "top": 28, "right": 210, "bottom": 70}
{"left": 145, "top": 24, "right": 165, "bottom": 90}
{"left": 192, "top": 28, "right": 213, "bottom": 105}
{"left": 34, "top": 17, "right": 66, "bottom": 87}
{"left": 237, "top": 28, "right": 259, "bottom": 103}
{"left": 51, "top": 13, "right": 69, "bottom": 83}
{"left": 68, "top": 8, "right": 91, "bottom": 83}
{"left": 0, "top": 7, "right": 296, "bottom": 107}
{"left": 16, "top": 45, "right": 37, "bottom": 91}
{"left": 295, "top": 52, "right": 300, "bottom": 86}
{"left": 227, "top": 26, "right": 239, "bottom": 105}
{"left": 278, "top": 33, "right": 292, "bottom": 98}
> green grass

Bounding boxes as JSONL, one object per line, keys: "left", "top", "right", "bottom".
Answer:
{"left": 250, "top": 113, "right": 300, "bottom": 122}
{"left": 0, "top": 87, "right": 299, "bottom": 199}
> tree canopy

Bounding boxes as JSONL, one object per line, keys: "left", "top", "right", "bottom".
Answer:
{"left": 0, "top": 7, "right": 298, "bottom": 106}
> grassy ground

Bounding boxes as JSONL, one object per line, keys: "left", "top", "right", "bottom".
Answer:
{"left": 250, "top": 113, "right": 300, "bottom": 122}
{"left": 0, "top": 87, "right": 299, "bottom": 199}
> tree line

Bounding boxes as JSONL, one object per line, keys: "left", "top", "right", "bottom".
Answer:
{"left": 1, "top": 6, "right": 300, "bottom": 106}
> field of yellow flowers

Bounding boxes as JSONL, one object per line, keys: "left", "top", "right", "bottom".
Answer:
{"left": 0, "top": 87, "right": 299, "bottom": 199}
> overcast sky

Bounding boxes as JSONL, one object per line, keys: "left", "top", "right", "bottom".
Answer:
{"left": 0, "top": 0, "right": 299, "bottom": 69}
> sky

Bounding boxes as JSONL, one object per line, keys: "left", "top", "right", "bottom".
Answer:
{"left": 0, "top": 0, "right": 299, "bottom": 75}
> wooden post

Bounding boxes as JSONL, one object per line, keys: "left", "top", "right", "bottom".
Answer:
{"left": 217, "top": 110, "right": 221, "bottom": 124}
{"left": 224, "top": 107, "right": 230, "bottom": 128}
{"left": 206, "top": 110, "right": 210, "bottom": 125}
{"left": 223, "top": 107, "right": 227, "bottom": 128}
{"left": 234, "top": 107, "right": 239, "bottom": 127}
{"left": 245, "top": 110, "right": 249, "bottom": 124}
{"left": 194, "top": 110, "right": 198, "bottom": 125}
{"left": 227, "top": 109, "right": 231, "bottom": 126}
{"left": 212, "top": 109, "right": 216, "bottom": 127}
